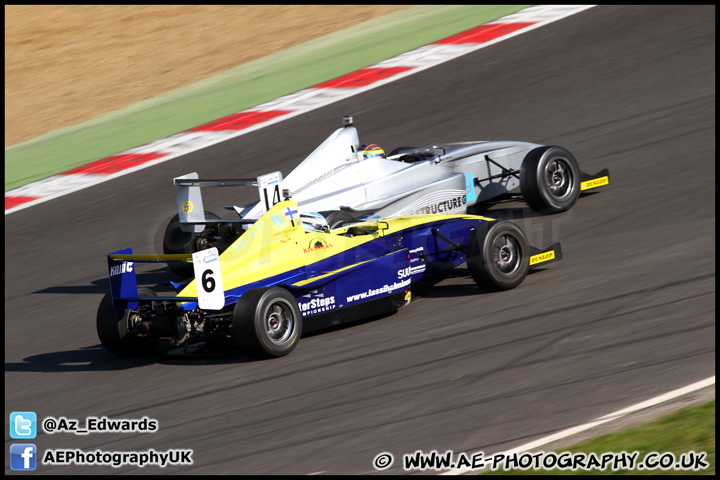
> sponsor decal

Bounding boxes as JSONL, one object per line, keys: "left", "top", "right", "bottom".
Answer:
{"left": 397, "top": 265, "right": 426, "bottom": 279}
{"left": 231, "top": 220, "right": 265, "bottom": 252}
{"left": 304, "top": 237, "right": 333, "bottom": 254}
{"left": 261, "top": 175, "right": 279, "bottom": 188}
{"left": 109, "top": 262, "right": 134, "bottom": 276}
{"left": 392, "top": 190, "right": 468, "bottom": 217}
{"left": 182, "top": 201, "right": 193, "bottom": 214}
{"left": 269, "top": 212, "right": 286, "bottom": 229}
{"left": 412, "top": 195, "right": 467, "bottom": 215}
{"left": 464, "top": 172, "right": 477, "bottom": 203}
{"left": 308, "top": 166, "right": 349, "bottom": 185}
{"left": 346, "top": 278, "right": 412, "bottom": 303}
{"left": 580, "top": 176, "right": 609, "bottom": 190}
{"left": 298, "top": 294, "right": 337, "bottom": 316}
{"left": 529, "top": 250, "right": 555, "bottom": 265}
{"left": 409, "top": 246, "right": 425, "bottom": 263}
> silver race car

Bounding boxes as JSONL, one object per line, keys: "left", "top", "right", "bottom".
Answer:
{"left": 163, "top": 116, "right": 608, "bottom": 274}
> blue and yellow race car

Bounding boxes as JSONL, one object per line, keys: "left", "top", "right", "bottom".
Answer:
{"left": 98, "top": 199, "right": 561, "bottom": 359}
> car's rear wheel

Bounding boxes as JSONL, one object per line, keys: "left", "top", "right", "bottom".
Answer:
{"left": 233, "top": 287, "right": 302, "bottom": 358}
{"left": 466, "top": 221, "right": 530, "bottom": 290}
{"left": 520, "top": 146, "right": 580, "bottom": 213}
{"left": 96, "top": 287, "right": 158, "bottom": 356}
{"left": 162, "top": 211, "right": 221, "bottom": 277}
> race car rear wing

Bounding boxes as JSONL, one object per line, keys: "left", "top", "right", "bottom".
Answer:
{"left": 107, "top": 246, "right": 230, "bottom": 311}
{"left": 106, "top": 248, "right": 198, "bottom": 309}
{"left": 173, "top": 171, "right": 286, "bottom": 232}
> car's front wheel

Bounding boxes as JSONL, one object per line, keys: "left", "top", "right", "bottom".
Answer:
{"left": 233, "top": 287, "right": 302, "bottom": 358}
{"left": 466, "top": 221, "right": 530, "bottom": 291}
{"left": 520, "top": 146, "right": 580, "bottom": 213}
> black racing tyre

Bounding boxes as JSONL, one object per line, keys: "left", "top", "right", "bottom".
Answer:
{"left": 233, "top": 287, "right": 302, "bottom": 358}
{"left": 466, "top": 221, "right": 530, "bottom": 291}
{"left": 96, "top": 288, "right": 158, "bottom": 356}
{"left": 520, "top": 146, "right": 580, "bottom": 214}
{"left": 162, "top": 211, "right": 221, "bottom": 277}
{"left": 325, "top": 210, "right": 357, "bottom": 229}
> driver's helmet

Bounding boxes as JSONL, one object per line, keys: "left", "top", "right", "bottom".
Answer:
{"left": 300, "top": 211, "right": 329, "bottom": 233}
{"left": 359, "top": 143, "right": 385, "bottom": 160}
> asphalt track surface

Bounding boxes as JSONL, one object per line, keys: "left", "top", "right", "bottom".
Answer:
{"left": 5, "top": 6, "right": 715, "bottom": 475}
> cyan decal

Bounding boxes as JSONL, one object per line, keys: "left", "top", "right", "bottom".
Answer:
{"left": 464, "top": 173, "right": 476, "bottom": 203}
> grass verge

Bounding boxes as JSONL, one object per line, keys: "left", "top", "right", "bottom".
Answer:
{"left": 486, "top": 400, "right": 714, "bottom": 475}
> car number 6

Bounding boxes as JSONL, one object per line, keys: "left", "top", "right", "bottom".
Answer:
{"left": 192, "top": 247, "right": 224, "bottom": 310}
{"left": 202, "top": 269, "right": 215, "bottom": 292}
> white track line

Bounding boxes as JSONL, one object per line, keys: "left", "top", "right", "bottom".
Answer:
{"left": 442, "top": 376, "right": 715, "bottom": 475}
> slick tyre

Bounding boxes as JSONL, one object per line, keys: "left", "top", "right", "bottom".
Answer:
{"left": 162, "top": 211, "right": 221, "bottom": 277}
{"left": 520, "top": 146, "right": 580, "bottom": 214}
{"left": 96, "top": 288, "right": 158, "bottom": 356}
{"left": 325, "top": 210, "right": 357, "bottom": 229}
{"left": 233, "top": 287, "right": 302, "bottom": 358}
{"left": 466, "top": 221, "right": 530, "bottom": 291}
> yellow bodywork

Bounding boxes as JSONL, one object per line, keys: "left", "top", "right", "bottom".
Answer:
{"left": 177, "top": 200, "right": 496, "bottom": 299}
